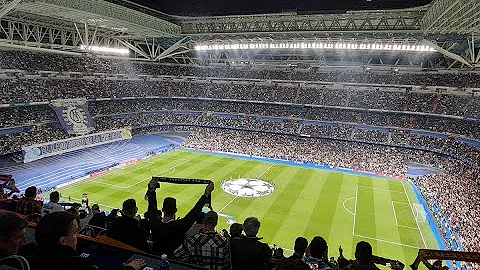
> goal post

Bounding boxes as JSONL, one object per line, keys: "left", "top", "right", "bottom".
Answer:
{"left": 413, "top": 203, "right": 428, "bottom": 223}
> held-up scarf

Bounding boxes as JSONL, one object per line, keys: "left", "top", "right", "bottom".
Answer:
{"left": 411, "top": 249, "right": 480, "bottom": 269}
{"left": 151, "top": 176, "right": 213, "bottom": 210}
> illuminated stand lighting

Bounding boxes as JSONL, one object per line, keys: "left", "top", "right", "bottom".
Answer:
{"left": 80, "top": 45, "right": 130, "bottom": 55}
{"left": 194, "top": 42, "right": 436, "bottom": 52}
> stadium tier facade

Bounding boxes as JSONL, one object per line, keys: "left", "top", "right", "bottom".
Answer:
{"left": 0, "top": 0, "right": 479, "bottom": 269}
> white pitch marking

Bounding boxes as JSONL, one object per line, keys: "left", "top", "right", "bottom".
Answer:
{"left": 257, "top": 164, "right": 275, "bottom": 179}
{"left": 218, "top": 195, "right": 238, "bottom": 213}
{"left": 398, "top": 224, "right": 420, "bottom": 230}
{"left": 357, "top": 185, "right": 404, "bottom": 193}
{"left": 391, "top": 201, "right": 421, "bottom": 230}
{"left": 354, "top": 234, "right": 423, "bottom": 249}
{"left": 392, "top": 201, "right": 399, "bottom": 226}
{"left": 88, "top": 159, "right": 191, "bottom": 189}
{"left": 391, "top": 201, "right": 410, "bottom": 205}
{"left": 353, "top": 178, "right": 358, "bottom": 235}
{"left": 342, "top": 197, "right": 356, "bottom": 215}
{"left": 402, "top": 181, "right": 427, "bottom": 248}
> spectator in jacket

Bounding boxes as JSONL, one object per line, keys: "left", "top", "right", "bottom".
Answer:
{"left": 88, "top": 204, "right": 106, "bottom": 228}
{"left": 175, "top": 211, "right": 231, "bottom": 269}
{"left": 41, "top": 191, "right": 63, "bottom": 216}
{"left": 16, "top": 186, "right": 42, "bottom": 216}
{"left": 146, "top": 179, "right": 214, "bottom": 257}
{"left": 303, "top": 237, "right": 331, "bottom": 270}
{"left": 275, "top": 237, "right": 310, "bottom": 270}
{"left": 230, "top": 217, "right": 272, "bottom": 270}
{"left": 29, "top": 211, "right": 146, "bottom": 270}
{"left": 0, "top": 210, "right": 27, "bottom": 257}
{"left": 229, "top": 223, "right": 243, "bottom": 238}
{"left": 29, "top": 211, "right": 99, "bottom": 270}
{"left": 347, "top": 241, "right": 380, "bottom": 270}
{"left": 106, "top": 199, "right": 149, "bottom": 252}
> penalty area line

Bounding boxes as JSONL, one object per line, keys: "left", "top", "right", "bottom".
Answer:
{"left": 354, "top": 234, "right": 423, "bottom": 249}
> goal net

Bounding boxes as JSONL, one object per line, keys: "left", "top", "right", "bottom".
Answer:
{"left": 413, "top": 203, "right": 428, "bottom": 223}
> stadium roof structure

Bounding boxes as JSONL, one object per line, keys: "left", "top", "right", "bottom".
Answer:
{"left": 0, "top": 0, "right": 479, "bottom": 70}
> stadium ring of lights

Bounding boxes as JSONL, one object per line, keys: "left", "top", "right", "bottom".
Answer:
{"left": 221, "top": 178, "right": 275, "bottom": 198}
{"left": 194, "top": 42, "right": 436, "bottom": 52}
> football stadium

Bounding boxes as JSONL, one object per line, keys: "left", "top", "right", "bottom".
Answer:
{"left": 0, "top": 0, "right": 479, "bottom": 270}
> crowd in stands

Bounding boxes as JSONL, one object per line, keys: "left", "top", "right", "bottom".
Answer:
{"left": 1, "top": 100, "right": 479, "bottom": 166}
{"left": 0, "top": 124, "right": 71, "bottom": 154}
{"left": 1, "top": 77, "right": 480, "bottom": 119}
{"left": 412, "top": 168, "right": 480, "bottom": 258}
{"left": 2, "top": 49, "right": 480, "bottom": 89}
{"left": 0, "top": 176, "right": 415, "bottom": 270}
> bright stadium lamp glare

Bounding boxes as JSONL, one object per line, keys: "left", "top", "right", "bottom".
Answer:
{"left": 80, "top": 45, "right": 129, "bottom": 54}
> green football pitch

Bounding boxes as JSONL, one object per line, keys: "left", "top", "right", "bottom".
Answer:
{"left": 51, "top": 149, "right": 439, "bottom": 265}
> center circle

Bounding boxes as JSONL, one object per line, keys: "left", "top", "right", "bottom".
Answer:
{"left": 221, "top": 178, "right": 275, "bottom": 197}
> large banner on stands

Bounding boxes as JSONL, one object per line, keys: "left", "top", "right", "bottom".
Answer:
{"left": 22, "top": 128, "right": 132, "bottom": 163}
{"left": 50, "top": 99, "right": 94, "bottom": 135}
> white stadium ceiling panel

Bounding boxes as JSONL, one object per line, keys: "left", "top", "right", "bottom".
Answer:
{"left": 12, "top": 0, "right": 181, "bottom": 38}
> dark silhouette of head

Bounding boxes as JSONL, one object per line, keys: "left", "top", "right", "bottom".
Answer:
{"left": 229, "top": 223, "right": 243, "bottom": 238}
{"left": 162, "top": 197, "right": 177, "bottom": 217}
{"left": 122, "top": 199, "right": 137, "bottom": 217}
{"left": 355, "top": 241, "right": 373, "bottom": 265}
{"left": 294, "top": 236, "right": 308, "bottom": 256}
{"left": 49, "top": 191, "right": 60, "bottom": 203}
{"left": 243, "top": 217, "right": 260, "bottom": 237}
{"left": 309, "top": 236, "right": 328, "bottom": 259}
{"left": 24, "top": 186, "right": 37, "bottom": 198}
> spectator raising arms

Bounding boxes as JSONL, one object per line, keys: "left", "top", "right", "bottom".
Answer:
{"left": 145, "top": 179, "right": 214, "bottom": 257}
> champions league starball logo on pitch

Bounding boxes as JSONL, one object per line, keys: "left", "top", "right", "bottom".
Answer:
{"left": 221, "top": 178, "right": 274, "bottom": 197}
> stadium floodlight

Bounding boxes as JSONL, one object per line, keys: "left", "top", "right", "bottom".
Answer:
{"left": 80, "top": 45, "right": 129, "bottom": 55}
{"left": 193, "top": 41, "right": 436, "bottom": 52}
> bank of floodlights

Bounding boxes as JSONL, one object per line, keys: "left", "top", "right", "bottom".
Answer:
{"left": 80, "top": 45, "right": 130, "bottom": 55}
{"left": 194, "top": 42, "right": 436, "bottom": 52}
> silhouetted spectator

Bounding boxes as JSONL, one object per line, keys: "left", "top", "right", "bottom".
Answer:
{"left": 146, "top": 179, "right": 215, "bottom": 257}
{"left": 107, "top": 199, "right": 149, "bottom": 252}
{"left": 29, "top": 211, "right": 99, "bottom": 270}
{"left": 41, "top": 191, "right": 63, "bottom": 216}
{"left": 229, "top": 223, "right": 243, "bottom": 238}
{"left": 231, "top": 217, "right": 272, "bottom": 270}
{"left": 88, "top": 204, "right": 106, "bottom": 228}
{"left": 303, "top": 237, "right": 331, "bottom": 270}
{"left": 0, "top": 210, "right": 27, "bottom": 257}
{"left": 16, "top": 186, "right": 42, "bottom": 216}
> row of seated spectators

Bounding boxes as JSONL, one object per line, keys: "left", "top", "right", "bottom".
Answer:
{"left": 1, "top": 97, "right": 478, "bottom": 138}
{"left": 181, "top": 128, "right": 480, "bottom": 259}
{"left": 0, "top": 179, "right": 411, "bottom": 270}
{"left": 0, "top": 124, "right": 71, "bottom": 154}
{"left": 1, "top": 49, "right": 480, "bottom": 88}
{"left": 1, "top": 105, "right": 479, "bottom": 165}
{"left": 1, "top": 78, "right": 479, "bottom": 118}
